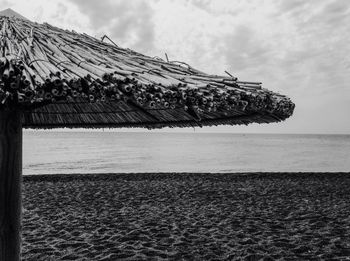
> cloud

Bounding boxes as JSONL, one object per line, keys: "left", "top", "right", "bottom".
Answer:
{"left": 219, "top": 25, "right": 271, "bottom": 74}
{"left": 66, "top": 0, "right": 156, "bottom": 54}
{"left": 277, "top": 0, "right": 309, "bottom": 14}
{"left": 108, "top": 1, "right": 155, "bottom": 52}
{"left": 189, "top": 0, "right": 212, "bottom": 12}
{"left": 32, "top": 5, "right": 43, "bottom": 21}
{"left": 0, "top": 0, "right": 12, "bottom": 7}
{"left": 50, "top": 3, "right": 68, "bottom": 24}
{"left": 326, "top": 0, "right": 350, "bottom": 13}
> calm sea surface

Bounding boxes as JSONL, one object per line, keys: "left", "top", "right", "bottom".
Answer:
{"left": 23, "top": 132, "right": 350, "bottom": 175}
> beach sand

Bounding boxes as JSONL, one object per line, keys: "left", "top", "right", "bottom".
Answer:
{"left": 22, "top": 173, "right": 350, "bottom": 260}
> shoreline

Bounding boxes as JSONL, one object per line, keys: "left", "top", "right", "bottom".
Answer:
{"left": 23, "top": 171, "right": 350, "bottom": 181}
{"left": 22, "top": 172, "right": 350, "bottom": 260}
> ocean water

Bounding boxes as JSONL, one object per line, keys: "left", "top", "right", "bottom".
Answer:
{"left": 23, "top": 132, "right": 350, "bottom": 175}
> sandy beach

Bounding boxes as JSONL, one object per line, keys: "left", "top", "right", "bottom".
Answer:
{"left": 22, "top": 173, "right": 350, "bottom": 260}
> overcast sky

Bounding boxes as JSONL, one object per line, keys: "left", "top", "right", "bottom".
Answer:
{"left": 1, "top": 0, "right": 349, "bottom": 134}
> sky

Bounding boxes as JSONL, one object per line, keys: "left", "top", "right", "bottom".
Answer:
{"left": 1, "top": 0, "right": 349, "bottom": 134}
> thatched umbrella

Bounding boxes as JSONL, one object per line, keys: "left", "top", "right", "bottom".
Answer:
{"left": 0, "top": 9, "right": 294, "bottom": 260}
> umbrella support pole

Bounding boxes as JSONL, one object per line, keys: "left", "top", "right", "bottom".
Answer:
{"left": 0, "top": 110, "right": 22, "bottom": 261}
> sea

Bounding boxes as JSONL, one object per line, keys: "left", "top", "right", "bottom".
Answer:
{"left": 23, "top": 131, "right": 350, "bottom": 175}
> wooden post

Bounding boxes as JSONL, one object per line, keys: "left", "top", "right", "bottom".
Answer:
{"left": 0, "top": 110, "right": 22, "bottom": 261}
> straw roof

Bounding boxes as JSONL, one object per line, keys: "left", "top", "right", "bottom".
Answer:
{"left": 0, "top": 8, "right": 28, "bottom": 21}
{"left": 0, "top": 11, "right": 295, "bottom": 129}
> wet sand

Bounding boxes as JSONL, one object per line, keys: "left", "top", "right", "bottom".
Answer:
{"left": 22, "top": 173, "right": 350, "bottom": 260}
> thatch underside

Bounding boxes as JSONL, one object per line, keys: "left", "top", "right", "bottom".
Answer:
{"left": 23, "top": 101, "right": 286, "bottom": 129}
{"left": 0, "top": 15, "right": 295, "bottom": 128}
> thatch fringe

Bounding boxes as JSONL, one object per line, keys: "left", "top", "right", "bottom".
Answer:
{"left": 22, "top": 101, "right": 289, "bottom": 129}
{"left": 0, "top": 16, "right": 295, "bottom": 128}
{"left": 23, "top": 112, "right": 282, "bottom": 129}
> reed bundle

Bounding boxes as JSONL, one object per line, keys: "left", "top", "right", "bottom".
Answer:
{"left": 0, "top": 16, "right": 294, "bottom": 127}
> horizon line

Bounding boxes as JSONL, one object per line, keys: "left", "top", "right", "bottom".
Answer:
{"left": 23, "top": 129, "right": 350, "bottom": 135}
